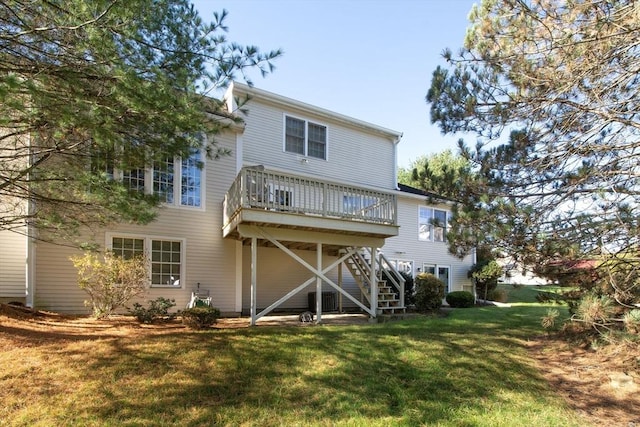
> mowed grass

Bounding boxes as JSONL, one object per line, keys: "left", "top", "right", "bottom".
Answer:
{"left": 497, "top": 283, "right": 573, "bottom": 305}
{"left": 1, "top": 301, "right": 584, "bottom": 426}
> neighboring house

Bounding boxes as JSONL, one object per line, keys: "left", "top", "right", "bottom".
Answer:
{"left": 0, "top": 82, "right": 474, "bottom": 323}
{"left": 497, "top": 258, "right": 551, "bottom": 286}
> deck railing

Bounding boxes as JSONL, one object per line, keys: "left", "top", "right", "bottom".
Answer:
{"left": 223, "top": 166, "right": 397, "bottom": 226}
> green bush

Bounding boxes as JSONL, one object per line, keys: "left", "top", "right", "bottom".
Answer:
{"left": 71, "top": 252, "right": 149, "bottom": 319}
{"left": 182, "top": 306, "right": 220, "bottom": 329}
{"left": 129, "top": 297, "right": 177, "bottom": 324}
{"left": 445, "top": 291, "right": 474, "bottom": 308}
{"left": 414, "top": 273, "right": 446, "bottom": 312}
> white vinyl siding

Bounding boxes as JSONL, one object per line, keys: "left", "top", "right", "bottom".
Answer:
{"left": 382, "top": 194, "right": 473, "bottom": 294}
{"left": 238, "top": 100, "right": 397, "bottom": 190}
{"left": 33, "top": 131, "right": 239, "bottom": 313}
{"left": 0, "top": 229, "right": 27, "bottom": 298}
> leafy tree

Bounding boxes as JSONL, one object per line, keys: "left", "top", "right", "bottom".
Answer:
{"left": 0, "top": 0, "right": 280, "bottom": 242}
{"left": 427, "top": 0, "right": 640, "bottom": 332}
{"left": 468, "top": 259, "right": 503, "bottom": 301}
{"left": 397, "top": 149, "right": 472, "bottom": 200}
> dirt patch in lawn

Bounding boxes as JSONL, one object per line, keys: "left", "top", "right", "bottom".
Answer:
{"left": 527, "top": 334, "right": 640, "bottom": 426}
{"left": 1, "top": 303, "right": 638, "bottom": 425}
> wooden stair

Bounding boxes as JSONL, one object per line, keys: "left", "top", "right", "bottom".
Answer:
{"left": 343, "top": 248, "right": 405, "bottom": 315}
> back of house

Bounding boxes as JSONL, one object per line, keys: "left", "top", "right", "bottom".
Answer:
{"left": 0, "top": 82, "right": 474, "bottom": 319}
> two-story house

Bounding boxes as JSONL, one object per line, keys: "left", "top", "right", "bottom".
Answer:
{"left": 0, "top": 82, "right": 474, "bottom": 324}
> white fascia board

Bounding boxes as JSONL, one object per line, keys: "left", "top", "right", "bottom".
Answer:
{"left": 396, "top": 190, "right": 456, "bottom": 208}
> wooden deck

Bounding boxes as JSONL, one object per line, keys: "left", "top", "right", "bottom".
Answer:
{"left": 222, "top": 166, "right": 399, "bottom": 247}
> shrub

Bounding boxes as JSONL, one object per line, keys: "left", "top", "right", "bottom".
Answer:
{"left": 541, "top": 308, "right": 560, "bottom": 331}
{"left": 71, "top": 252, "right": 149, "bottom": 319}
{"left": 129, "top": 297, "right": 177, "bottom": 324}
{"left": 446, "top": 291, "right": 474, "bottom": 308}
{"left": 182, "top": 306, "right": 220, "bottom": 329}
{"left": 414, "top": 273, "right": 446, "bottom": 312}
{"left": 623, "top": 309, "right": 640, "bottom": 334}
{"left": 488, "top": 288, "right": 508, "bottom": 303}
{"left": 401, "top": 271, "right": 415, "bottom": 306}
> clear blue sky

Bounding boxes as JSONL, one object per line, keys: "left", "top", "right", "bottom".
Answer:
{"left": 193, "top": 0, "right": 477, "bottom": 168}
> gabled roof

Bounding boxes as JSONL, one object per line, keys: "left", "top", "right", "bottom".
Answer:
{"left": 226, "top": 81, "right": 403, "bottom": 141}
{"left": 397, "top": 183, "right": 456, "bottom": 203}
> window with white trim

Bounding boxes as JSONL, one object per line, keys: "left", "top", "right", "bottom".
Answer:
{"left": 285, "top": 115, "right": 327, "bottom": 160}
{"left": 418, "top": 206, "right": 448, "bottom": 242}
{"left": 153, "top": 157, "right": 174, "bottom": 203}
{"left": 181, "top": 150, "right": 202, "bottom": 207}
{"left": 109, "top": 235, "right": 184, "bottom": 287}
{"left": 269, "top": 183, "right": 293, "bottom": 207}
{"left": 390, "top": 259, "right": 414, "bottom": 275}
{"left": 118, "top": 150, "right": 203, "bottom": 208}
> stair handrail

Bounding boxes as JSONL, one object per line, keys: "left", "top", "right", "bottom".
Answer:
{"left": 351, "top": 250, "right": 374, "bottom": 290}
{"left": 376, "top": 251, "right": 406, "bottom": 308}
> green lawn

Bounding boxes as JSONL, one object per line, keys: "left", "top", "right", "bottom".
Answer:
{"left": 497, "top": 283, "right": 571, "bottom": 305}
{"left": 1, "top": 301, "right": 584, "bottom": 426}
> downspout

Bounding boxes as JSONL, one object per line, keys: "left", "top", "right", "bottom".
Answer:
{"left": 393, "top": 133, "right": 403, "bottom": 190}
{"left": 25, "top": 133, "right": 35, "bottom": 308}
{"left": 472, "top": 247, "right": 478, "bottom": 304}
{"left": 25, "top": 218, "right": 35, "bottom": 308}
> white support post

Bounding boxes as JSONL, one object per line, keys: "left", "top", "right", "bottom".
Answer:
{"left": 370, "top": 246, "right": 378, "bottom": 318}
{"left": 315, "top": 243, "right": 322, "bottom": 324}
{"left": 338, "top": 262, "right": 343, "bottom": 313}
{"left": 234, "top": 241, "right": 243, "bottom": 313}
{"left": 250, "top": 237, "right": 257, "bottom": 326}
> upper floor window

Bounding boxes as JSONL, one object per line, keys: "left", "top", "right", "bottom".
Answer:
{"left": 285, "top": 115, "right": 327, "bottom": 160}
{"left": 181, "top": 150, "right": 202, "bottom": 207}
{"left": 118, "top": 150, "right": 203, "bottom": 208}
{"left": 419, "top": 206, "right": 448, "bottom": 242}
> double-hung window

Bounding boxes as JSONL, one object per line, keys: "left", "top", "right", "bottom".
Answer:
{"left": 285, "top": 115, "right": 327, "bottom": 160}
{"left": 109, "top": 234, "right": 184, "bottom": 288}
{"left": 153, "top": 157, "right": 175, "bottom": 204}
{"left": 118, "top": 150, "right": 203, "bottom": 208}
{"left": 418, "top": 207, "right": 448, "bottom": 242}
